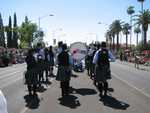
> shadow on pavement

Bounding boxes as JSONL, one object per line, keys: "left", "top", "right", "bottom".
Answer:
{"left": 100, "top": 95, "right": 130, "bottom": 110}
{"left": 71, "top": 74, "right": 79, "bottom": 78}
{"left": 24, "top": 94, "right": 40, "bottom": 109}
{"left": 107, "top": 87, "right": 114, "bottom": 92}
{"left": 70, "top": 87, "right": 97, "bottom": 96}
{"left": 58, "top": 95, "right": 81, "bottom": 109}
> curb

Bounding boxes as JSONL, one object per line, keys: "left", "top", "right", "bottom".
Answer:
{"left": 116, "top": 60, "right": 150, "bottom": 71}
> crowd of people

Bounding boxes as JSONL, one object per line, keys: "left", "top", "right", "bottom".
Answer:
{"left": 0, "top": 47, "right": 26, "bottom": 67}
{"left": 0, "top": 41, "right": 115, "bottom": 113}
{"left": 24, "top": 41, "right": 114, "bottom": 98}
{"left": 25, "top": 43, "right": 55, "bottom": 95}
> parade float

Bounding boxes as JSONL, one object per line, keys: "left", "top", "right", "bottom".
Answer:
{"left": 69, "top": 42, "right": 88, "bottom": 72}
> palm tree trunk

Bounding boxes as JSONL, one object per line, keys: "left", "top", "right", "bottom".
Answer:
{"left": 126, "top": 34, "right": 128, "bottom": 49}
{"left": 117, "top": 33, "right": 119, "bottom": 52}
{"left": 136, "top": 33, "right": 139, "bottom": 46}
{"left": 143, "top": 30, "right": 147, "bottom": 48}
{"left": 112, "top": 36, "right": 115, "bottom": 51}
{"left": 109, "top": 38, "right": 112, "bottom": 50}
{"left": 130, "top": 15, "right": 133, "bottom": 50}
{"left": 141, "top": 2, "right": 144, "bottom": 13}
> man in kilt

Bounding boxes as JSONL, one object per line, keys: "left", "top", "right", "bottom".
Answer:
{"left": 44, "top": 48, "right": 50, "bottom": 82}
{"left": 34, "top": 43, "right": 45, "bottom": 87}
{"left": 93, "top": 42, "right": 114, "bottom": 98}
{"left": 56, "top": 43, "right": 73, "bottom": 97}
{"left": 25, "top": 49, "right": 38, "bottom": 95}
{"left": 48, "top": 46, "right": 55, "bottom": 76}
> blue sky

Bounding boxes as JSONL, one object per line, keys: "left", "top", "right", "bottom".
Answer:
{"left": 0, "top": 0, "right": 150, "bottom": 45}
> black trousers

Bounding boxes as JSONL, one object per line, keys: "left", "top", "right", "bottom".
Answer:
{"left": 98, "top": 81, "right": 108, "bottom": 95}
{"left": 60, "top": 81, "right": 70, "bottom": 96}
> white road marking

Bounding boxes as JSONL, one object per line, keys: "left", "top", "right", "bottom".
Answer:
{"left": 0, "top": 64, "right": 25, "bottom": 72}
{"left": 112, "top": 72, "right": 150, "bottom": 98}
{"left": 0, "top": 70, "right": 24, "bottom": 80}
{"left": 0, "top": 67, "right": 23, "bottom": 75}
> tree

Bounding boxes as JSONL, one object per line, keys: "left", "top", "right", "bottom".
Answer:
{"left": 137, "top": 0, "right": 145, "bottom": 13}
{"left": 7, "top": 16, "right": 12, "bottom": 48}
{"left": 110, "top": 20, "right": 122, "bottom": 52}
{"left": 127, "top": 6, "right": 135, "bottom": 15}
{"left": 122, "top": 23, "right": 130, "bottom": 49}
{"left": 12, "top": 12, "right": 18, "bottom": 48}
{"left": 127, "top": 6, "right": 135, "bottom": 49}
{"left": 136, "top": 40, "right": 150, "bottom": 51}
{"left": 135, "top": 9, "right": 150, "bottom": 48}
{"left": 0, "top": 13, "right": 5, "bottom": 47}
{"left": 134, "top": 26, "right": 141, "bottom": 46}
{"left": 105, "top": 30, "right": 112, "bottom": 50}
{"left": 18, "top": 16, "right": 38, "bottom": 48}
{"left": 111, "top": 30, "right": 115, "bottom": 51}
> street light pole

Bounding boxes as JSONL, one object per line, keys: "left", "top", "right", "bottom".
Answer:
{"left": 37, "top": 14, "right": 54, "bottom": 43}
{"left": 38, "top": 14, "right": 54, "bottom": 31}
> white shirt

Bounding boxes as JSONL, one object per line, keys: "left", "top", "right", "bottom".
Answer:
{"left": 0, "top": 90, "right": 8, "bottom": 113}
{"left": 93, "top": 49, "right": 115, "bottom": 64}
{"left": 34, "top": 49, "right": 45, "bottom": 61}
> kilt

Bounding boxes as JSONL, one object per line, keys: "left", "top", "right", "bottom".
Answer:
{"left": 25, "top": 68, "right": 38, "bottom": 85}
{"left": 56, "top": 66, "right": 71, "bottom": 81}
{"left": 85, "top": 61, "right": 90, "bottom": 69}
{"left": 43, "top": 61, "right": 50, "bottom": 70}
{"left": 37, "top": 60, "right": 45, "bottom": 71}
{"left": 95, "top": 65, "right": 111, "bottom": 82}
{"left": 49, "top": 59, "right": 54, "bottom": 66}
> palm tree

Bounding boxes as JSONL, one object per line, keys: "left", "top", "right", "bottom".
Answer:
{"left": 111, "top": 30, "right": 115, "bottom": 51}
{"left": 127, "top": 6, "right": 135, "bottom": 16}
{"left": 122, "top": 23, "right": 131, "bottom": 49}
{"left": 110, "top": 20, "right": 122, "bottom": 52}
{"left": 127, "top": 6, "right": 135, "bottom": 49}
{"left": 105, "top": 30, "right": 112, "bottom": 50}
{"left": 137, "top": 0, "right": 145, "bottom": 13}
{"left": 134, "top": 27, "right": 141, "bottom": 46}
{"left": 108, "top": 27, "right": 115, "bottom": 51}
{"left": 135, "top": 9, "right": 150, "bottom": 47}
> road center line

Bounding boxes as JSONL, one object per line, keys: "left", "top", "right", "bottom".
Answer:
{"left": 0, "top": 70, "right": 24, "bottom": 80}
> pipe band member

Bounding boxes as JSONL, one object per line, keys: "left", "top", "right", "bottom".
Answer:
{"left": 56, "top": 43, "right": 73, "bottom": 97}
{"left": 93, "top": 41, "right": 114, "bottom": 97}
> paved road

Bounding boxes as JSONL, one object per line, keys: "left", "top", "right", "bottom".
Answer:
{"left": 111, "top": 61, "right": 150, "bottom": 97}
{"left": 0, "top": 62, "right": 150, "bottom": 113}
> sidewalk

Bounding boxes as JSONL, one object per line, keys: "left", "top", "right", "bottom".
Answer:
{"left": 116, "top": 60, "right": 150, "bottom": 71}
